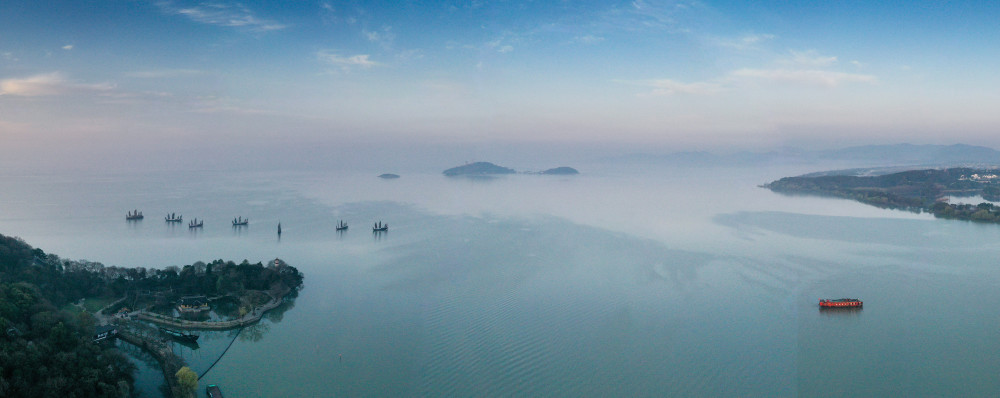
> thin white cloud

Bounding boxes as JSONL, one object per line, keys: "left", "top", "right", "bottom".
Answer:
{"left": 396, "top": 49, "right": 424, "bottom": 61}
{"left": 363, "top": 26, "right": 396, "bottom": 50}
{"left": 317, "top": 50, "right": 381, "bottom": 70}
{"left": 646, "top": 79, "right": 723, "bottom": 95}
{"left": 0, "top": 73, "right": 114, "bottom": 96}
{"left": 192, "top": 95, "right": 269, "bottom": 115}
{"left": 731, "top": 68, "right": 876, "bottom": 87}
{"left": 572, "top": 35, "right": 606, "bottom": 45}
{"left": 485, "top": 37, "right": 515, "bottom": 54}
{"left": 782, "top": 50, "right": 838, "bottom": 67}
{"left": 126, "top": 69, "right": 204, "bottom": 78}
{"left": 713, "top": 33, "right": 775, "bottom": 50}
{"left": 156, "top": 1, "right": 287, "bottom": 32}
{"left": 628, "top": 0, "right": 677, "bottom": 28}
{"left": 627, "top": 49, "right": 876, "bottom": 96}
{"left": 62, "top": 44, "right": 74, "bottom": 50}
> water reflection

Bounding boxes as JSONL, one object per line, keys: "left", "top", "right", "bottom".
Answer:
{"left": 446, "top": 175, "right": 501, "bottom": 183}
{"left": 239, "top": 322, "right": 269, "bottom": 343}
{"left": 116, "top": 338, "right": 160, "bottom": 369}
{"left": 818, "top": 307, "right": 864, "bottom": 317}
{"left": 172, "top": 337, "right": 201, "bottom": 350}
{"left": 263, "top": 296, "right": 296, "bottom": 324}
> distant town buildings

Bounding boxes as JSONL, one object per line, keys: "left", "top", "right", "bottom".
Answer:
{"left": 959, "top": 173, "right": 999, "bottom": 182}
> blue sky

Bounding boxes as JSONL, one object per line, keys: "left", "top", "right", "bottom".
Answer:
{"left": 2, "top": 1, "right": 1000, "bottom": 169}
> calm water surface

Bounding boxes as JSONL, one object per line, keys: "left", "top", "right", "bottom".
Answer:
{"left": 1, "top": 165, "right": 998, "bottom": 397}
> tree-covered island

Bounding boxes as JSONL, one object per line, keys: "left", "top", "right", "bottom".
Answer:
{"left": 0, "top": 232, "right": 303, "bottom": 397}
{"left": 763, "top": 167, "right": 1000, "bottom": 222}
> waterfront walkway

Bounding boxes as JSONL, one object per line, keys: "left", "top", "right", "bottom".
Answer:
{"left": 116, "top": 324, "right": 185, "bottom": 398}
{"left": 137, "top": 288, "right": 289, "bottom": 330}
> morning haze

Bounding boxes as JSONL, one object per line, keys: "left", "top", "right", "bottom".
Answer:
{"left": 2, "top": 1, "right": 1000, "bottom": 397}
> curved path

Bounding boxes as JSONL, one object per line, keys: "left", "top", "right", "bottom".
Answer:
{"left": 138, "top": 289, "right": 289, "bottom": 330}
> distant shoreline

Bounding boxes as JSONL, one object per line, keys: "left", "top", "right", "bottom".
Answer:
{"left": 764, "top": 167, "right": 1000, "bottom": 223}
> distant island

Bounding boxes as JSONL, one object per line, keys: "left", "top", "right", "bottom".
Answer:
{"left": 443, "top": 162, "right": 580, "bottom": 176}
{"left": 443, "top": 162, "right": 516, "bottom": 176}
{"left": 764, "top": 167, "right": 1000, "bottom": 223}
{"left": 539, "top": 167, "right": 579, "bottom": 175}
{"left": 378, "top": 173, "right": 400, "bottom": 179}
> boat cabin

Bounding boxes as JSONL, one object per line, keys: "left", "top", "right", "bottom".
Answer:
{"left": 206, "top": 384, "right": 223, "bottom": 398}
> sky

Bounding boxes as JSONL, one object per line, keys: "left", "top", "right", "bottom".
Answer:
{"left": 2, "top": 1, "right": 1000, "bottom": 171}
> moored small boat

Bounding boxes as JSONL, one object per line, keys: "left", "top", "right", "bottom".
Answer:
{"left": 372, "top": 220, "right": 388, "bottom": 232}
{"left": 159, "top": 327, "right": 199, "bottom": 342}
{"left": 206, "top": 384, "right": 223, "bottom": 398}
{"left": 336, "top": 220, "right": 348, "bottom": 231}
{"left": 819, "top": 298, "right": 863, "bottom": 308}
{"left": 189, "top": 218, "right": 203, "bottom": 228}
{"left": 126, "top": 210, "right": 144, "bottom": 220}
{"left": 232, "top": 216, "right": 248, "bottom": 226}
{"left": 165, "top": 213, "right": 183, "bottom": 222}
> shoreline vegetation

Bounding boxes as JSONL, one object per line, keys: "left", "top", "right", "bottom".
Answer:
{"left": 0, "top": 232, "right": 303, "bottom": 397}
{"left": 763, "top": 167, "right": 1000, "bottom": 223}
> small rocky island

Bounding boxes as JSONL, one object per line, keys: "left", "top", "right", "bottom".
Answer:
{"left": 539, "top": 167, "right": 579, "bottom": 175}
{"left": 443, "top": 162, "right": 580, "bottom": 176}
{"left": 378, "top": 173, "right": 400, "bottom": 179}
{"left": 764, "top": 167, "right": 1000, "bottom": 223}
{"left": 443, "top": 162, "right": 516, "bottom": 176}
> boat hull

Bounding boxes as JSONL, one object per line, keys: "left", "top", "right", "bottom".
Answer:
{"left": 819, "top": 299, "right": 863, "bottom": 308}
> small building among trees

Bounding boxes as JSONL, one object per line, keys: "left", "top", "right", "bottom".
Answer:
{"left": 93, "top": 325, "right": 118, "bottom": 342}
{"left": 177, "top": 295, "right": 209, "bottom": 313}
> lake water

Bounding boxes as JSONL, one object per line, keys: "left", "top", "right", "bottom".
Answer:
{"left": 2, "top": 164, "right": 999, "bottom": 397}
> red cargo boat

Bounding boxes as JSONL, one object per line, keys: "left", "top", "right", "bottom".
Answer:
{"left": 819, "top": 298, "right": 863, "bottom": 308}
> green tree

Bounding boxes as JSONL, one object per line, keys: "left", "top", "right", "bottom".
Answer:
{"left": 175, "top": 366, "right": 198, "bottom": 398}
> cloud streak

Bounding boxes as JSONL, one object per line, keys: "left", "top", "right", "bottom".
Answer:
{"left": 731, "top": 68, "right": 876, "bottom": 87}
{"left": 126, "top": 69, "right": 204, "bottom": 78}
{"left": 0, "top": 73, "right": 114, "bottom": 96}
{"left": 712, "top": 33, "right": 775, "bottom": 50}
{"left": 623, "top": 78, "right": 723, "bottom": 95}
{"left": 156, "top": 1, "right": 287, "bottom": 32}
{"left": 317, "top": 50, "right": 381, "bottom": 70}
{"left": 782, "top": 50, "right": 838, "bottom": 67}
{"left": 630, "top": 66, "right": 875, "bottom": 96}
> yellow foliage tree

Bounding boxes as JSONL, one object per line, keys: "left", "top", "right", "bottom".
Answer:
{"left": 176, "top": 366, "right": 198, "bottom": 398}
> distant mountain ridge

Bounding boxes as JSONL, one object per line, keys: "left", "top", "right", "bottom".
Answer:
{"left": 604, "top": 144, "right": 1000, "bottom": 168}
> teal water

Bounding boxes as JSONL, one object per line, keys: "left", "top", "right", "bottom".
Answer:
{"left": 2, "top": 165, "right": 998, "bottom": 397}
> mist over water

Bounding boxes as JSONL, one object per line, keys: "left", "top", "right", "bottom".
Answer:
{"left": 2, "top": 163, "right": 998, "bottom": 396}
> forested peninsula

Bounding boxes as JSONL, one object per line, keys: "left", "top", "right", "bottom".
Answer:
{"left": 0, "top": 233, "right": 303, "bottom": 397}
{"left": 763, "top": 168, "right": 1000, "bottom": 222}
